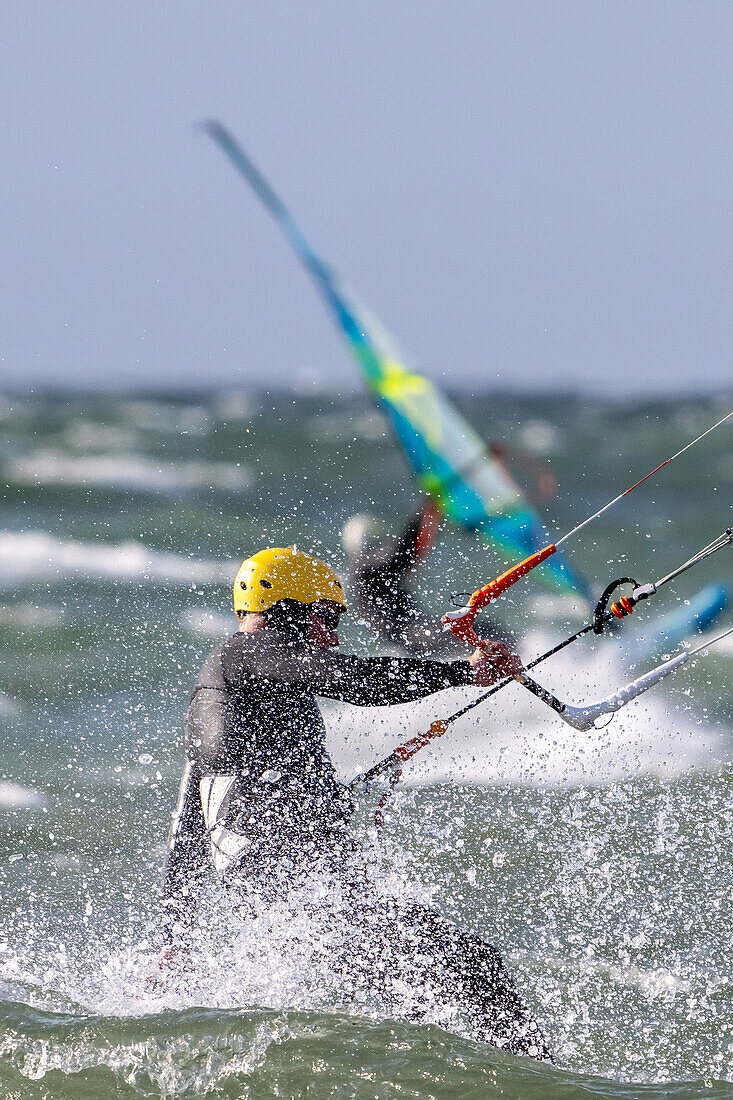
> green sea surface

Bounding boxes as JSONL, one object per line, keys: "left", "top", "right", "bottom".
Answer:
{"left": 0, "top": 389, "right": 731, "bottom": 1097}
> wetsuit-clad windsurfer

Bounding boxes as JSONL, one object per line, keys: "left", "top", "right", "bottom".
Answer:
{"left": 160, "top": 546, "right": 552, "bottom": 1060}
{"left": 342, "top": 504, "right": 507, "bottom": 655}
{"left": 342, "top": 504, "right": 457, "bottom": 656}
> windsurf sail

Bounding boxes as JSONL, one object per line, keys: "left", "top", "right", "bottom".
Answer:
{"left": 205, "top": 121, "right": 588, "bottom": 598}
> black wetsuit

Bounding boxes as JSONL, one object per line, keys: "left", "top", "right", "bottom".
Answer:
{"left": 161, "top": 628, "right": 552, "bottom": 1060}
{"left": 163, "top": 629, "right": 473, "bottom": 921}
{"left": 348, "top": 515, "right": 508, "bottom": 655}
{"left": 348, "top": 514, "right": 448, "bottom": 655}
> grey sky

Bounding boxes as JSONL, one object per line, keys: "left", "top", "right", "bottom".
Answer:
{"left": 2, "top": 2, "right": 732, "bottom": 394}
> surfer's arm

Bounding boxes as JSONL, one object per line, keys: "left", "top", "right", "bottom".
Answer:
{"left": 366, "top": 505, "right": 440, "bottom": 587}
{"left": 160, "top": 761, "right": 208, "bottom": 943}
{"left": 394, "top": 502, "right": 441, "bottom": 570}
{"left": 239, "top": 643, "right": 474, "bottom": 705}
{"left": 309, "top": 653, "right": 474, "bottom": 705}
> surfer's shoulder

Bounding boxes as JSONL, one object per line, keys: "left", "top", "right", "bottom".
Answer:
{"left": 219, "top": 628, "right": 308, "bottom": 673}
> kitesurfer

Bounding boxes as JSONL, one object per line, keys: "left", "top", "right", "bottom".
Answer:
{"left": 159, "top": 546, "right": 552, "bottom": 1060}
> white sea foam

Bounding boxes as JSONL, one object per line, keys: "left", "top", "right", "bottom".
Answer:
{"left": 516, "top": 419, "right": 561, "bottom": 455}
{"left": 6, "top": 451, "right": 251, "bottom": 493}
{"left": 0, "top": 603, "right": 65, "bottom": 627}
{"left": 212, "top": 390, "right": 257, "bottom": 421}
{"left": 0, "top": 782, "right": 45, "bottom": 810}
{"left": 311, "top": 410, "right": 388, "bottom": 442}
{"left": 0, "top": 1019, "right": 293, "bottom": 1095}
{"left": 61, "top": 421, "right": 141, "bottom": 452}
{"left": 120, "top": 400, "right": 212, "bottom": 435}
{"left": 326, "top": 632, "right": 729, "bottom": 789}
{"left": 0, "top": 695, "right": 21, "bottom": 718}
{"left": 0, "top": 532, "right": 232, "bottom": 588}
{"left": 0, "top": 394, "right": 32, "bottom": 423}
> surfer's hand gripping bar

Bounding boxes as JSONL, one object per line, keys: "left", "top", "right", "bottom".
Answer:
{"left": 470, "top": 640, "right": 526, "bottom": 684}
{"left": 469, "top": 528, "right": 733, "bottom": 730}
{"left": 464, "top": 528, "right": 733, "bottom": 730}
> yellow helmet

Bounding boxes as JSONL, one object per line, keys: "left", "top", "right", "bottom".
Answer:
{"left": 233, "top": 547, "right": 347, "bottom": 615}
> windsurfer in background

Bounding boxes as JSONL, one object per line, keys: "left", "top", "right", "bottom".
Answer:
{"left": 342, "top": 502, "right": 509, "bottom": 655}
{"left": 157, "top": 546, "right": 552, "bottom": 1060}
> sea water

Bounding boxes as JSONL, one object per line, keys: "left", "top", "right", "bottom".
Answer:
{"left": 0, "top": 389, "right": 731, "bottom": 1098}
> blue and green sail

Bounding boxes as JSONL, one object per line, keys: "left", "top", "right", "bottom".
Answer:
{"left": 205, "top": 121, "right": 588, "bottom": 599}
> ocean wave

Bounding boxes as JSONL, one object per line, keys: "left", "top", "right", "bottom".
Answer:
{"left": 0, "top": 782, "right": 45, "bottom": 810}
{"left": 0, "top": 532, "right": 231, "bottom": 588}
{"left": 5, "top": 451, "right": 251, "bottom": 494}
{"left": 0, "top": 603, "right": 66, "bottom": 627}
{"left": 0, "top": 1002, "right": 728, "bottom": 1099}
{"left": 309, "top": 409, "right": 388, "bottom": 441}
{"left": 59, "top": 421, "right": 142, "bottom": 453}
{"left": 516, "top": 419, "right": 561, "bottom": 455}
{"left": 0, "top": 776, "right": 731, "bottom": 1095}
{"left": 0, "top": 394, "right": 33, "bottom": 424}
{"left": 0, "top": 694, "right": 21, "bottom": 717}
{"left": 120, "top": 400, "right": 212, "bottom": 435}
{"left": 212, "top": 390, "right": 257, "bottom": 421}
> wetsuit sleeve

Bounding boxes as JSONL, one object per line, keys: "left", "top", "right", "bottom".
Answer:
{"left": 229, "top": 635, "right": 473, "bottom": 706}
{"left": 390, "top": 513, "right": 424, "bottom": 572}
{"left": 352, "top": 513, "right": 423, "bottom": 587}
{"left": 308, "top": 652, "right": 473, "bottom": 705}
{"left": 161, "top": 761, "right": 208, "bottom": 943}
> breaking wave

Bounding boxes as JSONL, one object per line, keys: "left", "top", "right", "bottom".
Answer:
{"left": 5, "top": 451, "right": 251, "bottom": 494}
{"left": 0, "top": 531, "right": 232, "bottom": 589}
